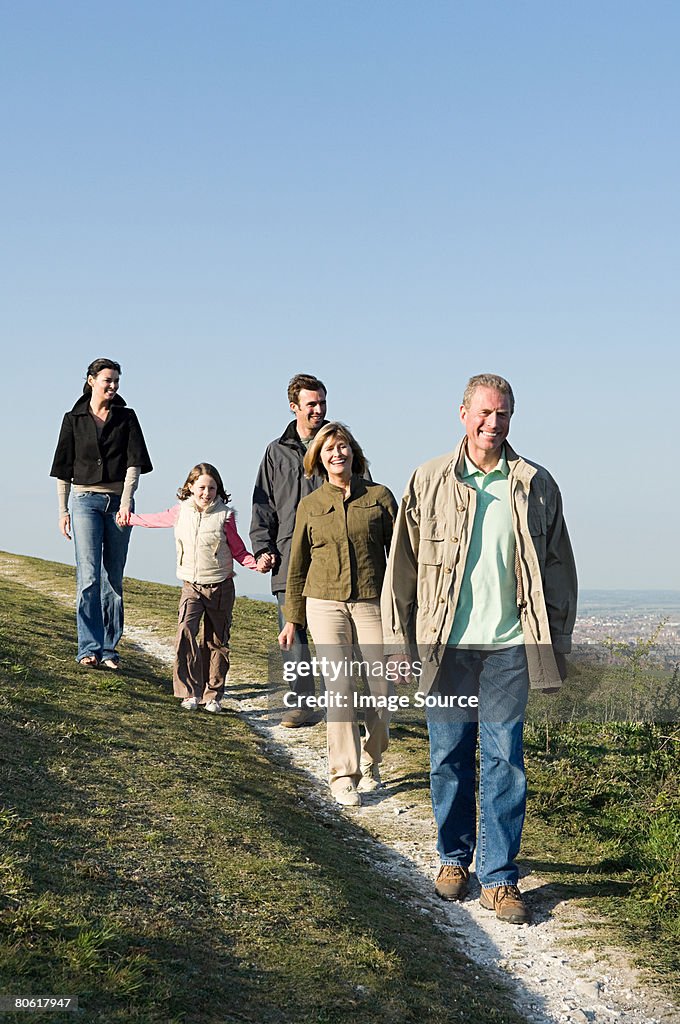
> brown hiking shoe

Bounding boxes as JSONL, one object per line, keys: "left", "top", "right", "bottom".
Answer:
{"left": 434, "top": 865, "right": 469, "bottom": 901}
{"left": 479, "top": 884, "right": 530, "bottom": 924}
{"left": 281, "top": 706, "right": 318, "bottom": 728}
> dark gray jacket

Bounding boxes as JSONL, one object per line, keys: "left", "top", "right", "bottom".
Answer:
{"left": 250, "top": 420, "right": 326, "bottom": 594}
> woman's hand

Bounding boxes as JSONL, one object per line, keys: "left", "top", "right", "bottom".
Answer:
{"left": 256, "top": 553, "right": 273, "bottom": 573}
{"left": 59, "top": 514, "right": 72, "bottom": 540}
{"left": 116, "top": 508, "right": 132, "bottom": 527}
{"left": 278, "top": 622, "right": 297, "bottom": 650}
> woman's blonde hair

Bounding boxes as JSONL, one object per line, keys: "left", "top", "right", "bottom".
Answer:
{"left": 303, "top": 421, "right": 367, "bottom": 479}
{"left": 177, "top": 463, "right": 230, "bottom": 503}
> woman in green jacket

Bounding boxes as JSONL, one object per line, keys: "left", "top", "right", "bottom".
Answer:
{"left": 279, "top": 422, "right": 397, "bottom": 807}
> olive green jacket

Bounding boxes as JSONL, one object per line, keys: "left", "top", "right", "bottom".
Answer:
{"left": 380, "top": 439, "right": 578, "bottom": 691}
{"left": 283, "top": 477, "right": 398, "bottom": 626}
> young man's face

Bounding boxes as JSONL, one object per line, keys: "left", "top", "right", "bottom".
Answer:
{"left": 290, "top": 388, "right": 327, "bottom": 438}
{"left": 460, "top": 386, "right": 512, "bottom": 466}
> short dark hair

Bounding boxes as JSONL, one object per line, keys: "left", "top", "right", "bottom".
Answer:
{"left": 287, "top": 373, "right": 327, "bottom": 406}
{"left": 83, "top": 358, "right": 122, "bottom": 394}
{"left": 303, "top": 422, "right": 367, "bottom": 479}
{"left": 177, "top": 463, "right": 231, "bottom": 504}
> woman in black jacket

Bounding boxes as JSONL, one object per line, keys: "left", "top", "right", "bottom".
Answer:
{"left": 50, "top": 358, "right": 152, "bottom": 668}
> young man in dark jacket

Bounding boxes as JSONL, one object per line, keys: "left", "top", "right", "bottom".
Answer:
{"left": 250, "top": 373, "right": 328, "bottom": 726}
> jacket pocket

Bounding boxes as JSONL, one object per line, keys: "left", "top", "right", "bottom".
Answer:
{"left": 528, "top": 508, "right": 547, "bottom": 563}
{"left": 308, "top": 506, "right": 336, "bottom": 547}
{"left": 351, "top": 500, "right": 384, "bottom": 542}
{"left": 419, "top": 518, "right": 444, "bottom": 565}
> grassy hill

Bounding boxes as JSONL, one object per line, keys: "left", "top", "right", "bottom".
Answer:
{"left": 0, "top": 553, "right": 523, "bottom": 1024}
{"left": 1, "top": 551, "right": 678, "bottom": 1020}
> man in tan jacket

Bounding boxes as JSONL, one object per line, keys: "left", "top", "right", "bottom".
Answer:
{"left": 381, "top": 373, "right": 577, "bottom": 924}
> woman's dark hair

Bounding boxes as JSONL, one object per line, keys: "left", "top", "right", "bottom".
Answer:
{"left": 177, "top": 463, "right": 231, "bottom": 504}
{"left": 83, "top": 358, "right": 122, "bottom": 394}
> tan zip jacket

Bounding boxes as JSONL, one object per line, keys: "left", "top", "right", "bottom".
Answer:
{"left": 380, "top": 439, "right": 578, "bottom": 691}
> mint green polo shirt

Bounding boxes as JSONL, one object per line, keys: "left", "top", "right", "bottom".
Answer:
{"left": 448, "top": 449, "right": 524, "bottom": 648}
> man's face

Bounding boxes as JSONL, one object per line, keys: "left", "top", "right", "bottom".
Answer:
{"left": 290, "top": 388, "right": 327, "bottom": 438}
{"left": 460, "top": 386, "right": 512, "bottom": 466}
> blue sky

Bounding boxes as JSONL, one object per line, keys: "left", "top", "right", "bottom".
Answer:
{"left": 1, "top": 1, "right": 677, "bottom": 596}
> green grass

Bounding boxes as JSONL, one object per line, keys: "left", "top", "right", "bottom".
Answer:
{"left": 0, "top": 553, "right": 525, "bottom": 1024}
{"left": 521, "top": 718, "right": 680, "bottom": 987}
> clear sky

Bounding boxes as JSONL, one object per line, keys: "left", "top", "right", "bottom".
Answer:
{"left": 1, "top": 1, "right": 677, "bottom": 597}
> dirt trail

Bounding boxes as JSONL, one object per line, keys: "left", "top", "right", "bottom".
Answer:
{"left": 2, "top": 554, "right": 678, "bottom": 1024}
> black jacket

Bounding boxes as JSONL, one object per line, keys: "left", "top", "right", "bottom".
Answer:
{"left": 50, "top": 393, "right": 153, "bottom": 485}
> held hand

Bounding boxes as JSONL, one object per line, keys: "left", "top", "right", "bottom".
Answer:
{"left": 278, "top": 622, "right": 297, "bottom": 651}
{"left": 116, "top": 508, "right": 132, "bottom": 527}
{"left": 256, "top": 553, "right": 273, "bottom": 573}
{"left": 387, "top": 653, "right": 413, "bottom": 685}
{"left": 59, "top": 514, "right": 72, "bottom": 541}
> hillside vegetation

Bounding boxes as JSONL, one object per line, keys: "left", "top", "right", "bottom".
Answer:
{"left": 0, "top": 553, "right": 523, "bottom": 1024}
{"left": 0, "top": 551, "right": 678, "bottom": 1020}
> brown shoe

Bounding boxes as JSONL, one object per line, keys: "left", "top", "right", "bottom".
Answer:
{"left": 280, "top": 706, "right": 318, "bottom": 728}
{"left": 434, "top": 865, "right": 469, "bottom": 901}
{"left": 479, "top": 884, "right": 530, "bottom": 924}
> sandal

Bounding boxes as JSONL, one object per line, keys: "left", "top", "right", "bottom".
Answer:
{"left": 79, "top": 656, "right": 99, "bottom": 668}
{"left": 101, "top": 659, "right": 120, "bottom": 671}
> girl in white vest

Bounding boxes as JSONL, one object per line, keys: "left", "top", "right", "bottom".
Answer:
{"left": 118, "top": 462, "right": 268, "bottom": 712}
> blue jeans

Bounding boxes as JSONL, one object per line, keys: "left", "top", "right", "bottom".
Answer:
{"left": 426, "top": 645, "right": 529, "bottom": 889}
{"left": 71, "top": 492, "right": 132, "bottom": 663}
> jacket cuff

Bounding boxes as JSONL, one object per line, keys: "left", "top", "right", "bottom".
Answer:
{"left": 551, "top": 634, "right": 572, "bottom": 654}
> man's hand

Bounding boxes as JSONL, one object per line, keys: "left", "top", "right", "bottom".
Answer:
{"left": 116, "top": 507, "right": 132, "bottom": 527}
{"left": 59, "top": 514, "right": 71, "bottom": 540}
{"left": 257, "top": 553, "right": 274, "bottom": 573}
{"left": 278, "top": 622, "right": 297, "bottom": 651}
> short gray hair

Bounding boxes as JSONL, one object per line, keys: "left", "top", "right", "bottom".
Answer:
{"left": 462, "top": 374, "right": 515, "bottom": 413}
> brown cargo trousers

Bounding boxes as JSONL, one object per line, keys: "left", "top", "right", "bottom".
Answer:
{"left": 173, "top": 578, "right": 235, "bottom": 703}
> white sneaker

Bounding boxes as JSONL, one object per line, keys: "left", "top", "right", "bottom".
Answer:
{"left": 357, "top": 763, "right": 382, "bottom": 792}
{"left": 204, "top": 699, "right": 223, "bottom": 714}
{"left": 181, "top": 697, "right": 198, "bottom": 711}
{"left": 333, "top": 784, "right": 361, "bottom": 807}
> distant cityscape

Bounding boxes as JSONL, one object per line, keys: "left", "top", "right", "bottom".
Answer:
{"left": 574, "top": 590, "right": 680, "bottom": 666}
{"left": 248, "top": 590, "right": 680, "bottom": 659}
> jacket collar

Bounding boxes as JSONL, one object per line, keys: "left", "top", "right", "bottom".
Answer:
{"left": 278, "top": 418, "right": 329, "bottom": 447}
{"left": 322, "top": 475, "right": 370, "bottom": 501}
{"left": 187, "top": 497, "right": 226, "bottom": 514}
{"left": 70, "top": 392, "right": 127, "bottom": 415}
{"left": 450, "top": 437, "right": 536, "bottom": 488}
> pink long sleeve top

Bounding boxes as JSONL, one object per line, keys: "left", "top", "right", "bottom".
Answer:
{"left": 128, "top": 504, "right": 258, "bottom": 571}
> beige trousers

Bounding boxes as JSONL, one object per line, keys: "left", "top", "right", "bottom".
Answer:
{"left": 305, "top": 597, "right": 390, "bottom": 793}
